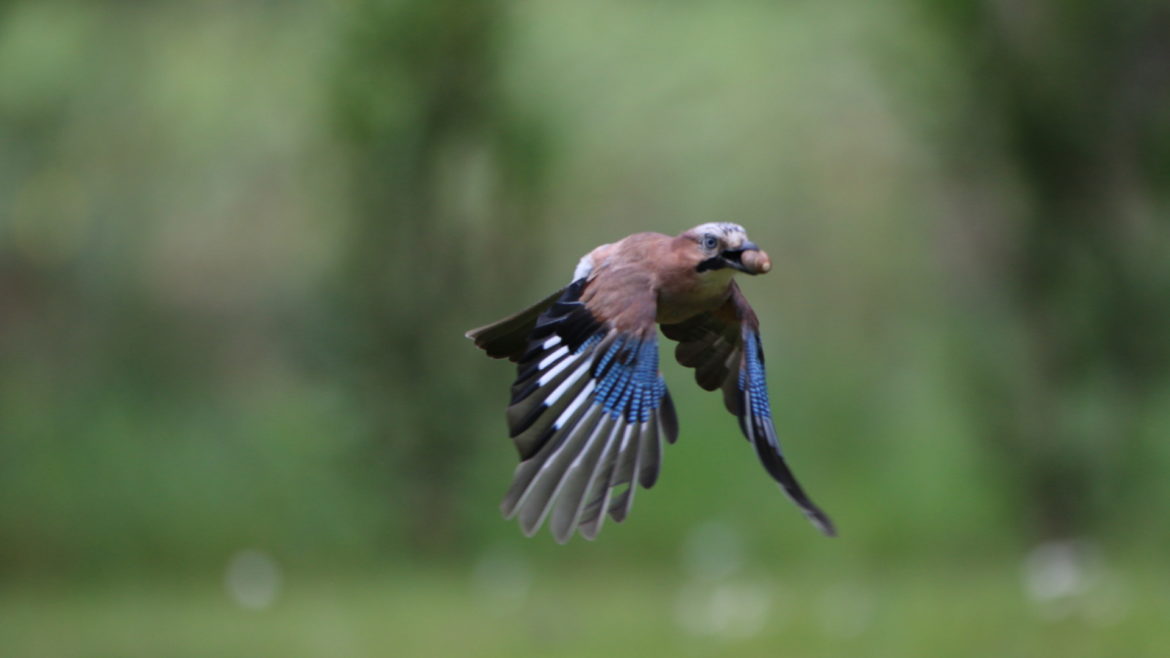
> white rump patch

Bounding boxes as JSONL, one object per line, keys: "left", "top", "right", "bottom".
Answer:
{"left": 572, "top": 253, "right": 595, "bottom": 282}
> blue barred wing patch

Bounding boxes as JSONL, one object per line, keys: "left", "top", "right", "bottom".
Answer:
{"left": 593, "top": 336, "right": 668, "bottom": 424}
{"left": 742, "top": 332, "right": 772, "bottom": 421}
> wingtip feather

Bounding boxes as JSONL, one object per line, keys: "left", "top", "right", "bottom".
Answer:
{"left": 803, "top": 506, "right": 837, "bottom": 537}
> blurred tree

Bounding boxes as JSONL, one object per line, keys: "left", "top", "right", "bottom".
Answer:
{"left": 331, "top": 0, "right": 548, "bottom": 553}
{"left": 920, "top": 0, "right": 1170, "bottom": 538}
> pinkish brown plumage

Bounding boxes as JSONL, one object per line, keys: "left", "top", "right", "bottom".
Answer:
{"left": 467, "top": 223, "right": 834, "bottom": 542}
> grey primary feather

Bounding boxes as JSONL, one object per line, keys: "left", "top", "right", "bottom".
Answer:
{"left": 549, "top": 416, "right": 625, "bottom": 542}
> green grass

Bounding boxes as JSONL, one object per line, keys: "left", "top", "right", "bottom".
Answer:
{"left": 4, "top": 560, "right": 1167, "bottom": 657}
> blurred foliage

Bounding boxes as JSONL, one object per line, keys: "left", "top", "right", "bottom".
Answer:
{"left": 0, "top": 0, "right": 1168, "bottom": 653}
{"left": 907, "top": 0, "right": 1170, "bottom": 539}
{"left": 328, "top": 0, "right": 549, "bottom": 553}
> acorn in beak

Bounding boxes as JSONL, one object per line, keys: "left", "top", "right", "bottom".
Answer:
{"left": 722, "top": 241, "right": 771, "bottom": 275}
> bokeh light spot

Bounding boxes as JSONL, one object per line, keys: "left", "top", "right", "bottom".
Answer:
{"left": 224, "top": 549, "right": 283, "bottom": 610}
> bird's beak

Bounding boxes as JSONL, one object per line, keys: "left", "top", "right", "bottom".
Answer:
{"left": 722, "top": 241, "right": 762, "bottom": 274}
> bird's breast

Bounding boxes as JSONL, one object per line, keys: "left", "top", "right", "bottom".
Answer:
{"left": 655, "top": 268, "right": 735, "bottom": 324}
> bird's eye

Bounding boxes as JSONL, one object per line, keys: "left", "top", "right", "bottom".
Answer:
{"left": 703, "top": 235, "right": 719, "bottom": 250}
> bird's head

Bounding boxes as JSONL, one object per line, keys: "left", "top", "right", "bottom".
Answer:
{"left": 682, "top": 222, "right": 771, "bottom": 276}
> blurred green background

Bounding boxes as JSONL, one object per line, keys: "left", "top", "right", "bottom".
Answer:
{"left": 2, "top": 0, "right": 1169, "bottom": 656}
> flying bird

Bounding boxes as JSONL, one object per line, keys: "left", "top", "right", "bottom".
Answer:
{"left": 466, "top": 223, "right": 835, "bottom": 543}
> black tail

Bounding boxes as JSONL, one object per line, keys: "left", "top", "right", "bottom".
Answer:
{"left": 465, "top": 287, "right": 567, "bottom": 361}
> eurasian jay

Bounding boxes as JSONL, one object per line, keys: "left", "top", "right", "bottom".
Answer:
{"left": 467, "top": 223, "right": 835, "bottom": 543}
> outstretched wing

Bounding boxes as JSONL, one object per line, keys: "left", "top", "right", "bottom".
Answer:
{"left": 661, "top": 283, "right": 835, "bottom": 536}
{"left": 501, "top": 276, "right": 679, "bottom": 543}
